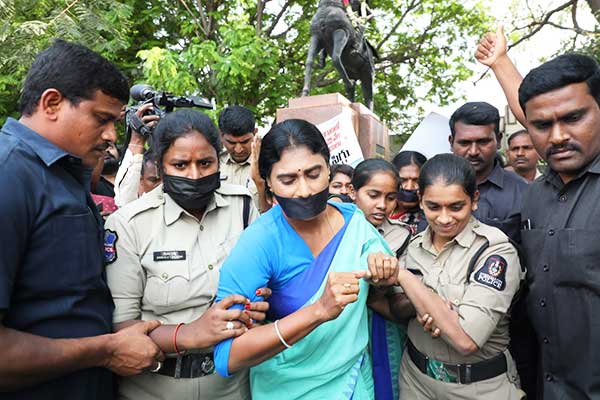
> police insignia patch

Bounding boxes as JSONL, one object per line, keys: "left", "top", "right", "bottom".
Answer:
{"left": 104, "top": 229, "right": 118, "bottom": 264}
{"left": 474, "top": 255, "right": 507, "bottom": 291}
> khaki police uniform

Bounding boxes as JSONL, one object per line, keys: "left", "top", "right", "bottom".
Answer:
{"left": 219, "top": 152, "right": 259, "bottom": 210}
{"left": 105, "top": 183, "right": 259, "bottom": 400}
{"left": 399, "top": 217, "right": 525, "bottom": 400}
{"left": 377, "top": 218, "right": 411, "bottom": 258}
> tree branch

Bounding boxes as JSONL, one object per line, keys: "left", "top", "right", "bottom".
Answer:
{"left": 507, "top": 0, "right": 578, "bottom": 51}
{"left": 266, "top": 1, "right": 290, "bottom": 37}
{"left": 49, "top": 0, "right": 79, "bottom": 25}
{"left": 191, "top": 0, "right": 210, "bottom": 36}
{"left": 256, "top": 0, "right": 268, "bottom": 35}
{"left": 375, "top": 0, "right": 420, "bottom": 51}
{"left": 178, "top": 0, "right": 206, "bottom": 38}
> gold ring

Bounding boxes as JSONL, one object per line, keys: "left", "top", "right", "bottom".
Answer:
{"left": 343, "top": 283, "right": 351, "bottom": 289}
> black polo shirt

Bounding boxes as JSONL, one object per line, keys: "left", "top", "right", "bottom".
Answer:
{"left": 0, "top": 118, "right": 115, "bottom": 400}
{"left": 473, "top": 162, "right": 528, "bottom": 242}
{"left": 521, "top": 152, "right": 600, "bottom": 400}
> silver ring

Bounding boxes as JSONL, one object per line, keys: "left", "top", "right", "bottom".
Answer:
{"left": 150, "top": 361, "right": 162, "bottom": 373}
{"left": 343, "top": 283, "right": 351, "bottom": 289}
{"left": 226, "top": 321, "right": 235, "bottom": 331}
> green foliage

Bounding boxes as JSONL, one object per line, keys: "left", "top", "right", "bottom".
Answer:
{"left": 0, "top": 0, "right": 133, "bottom": 124}
{"left": 0, "top": 0, "right": 491, "bottom": 135}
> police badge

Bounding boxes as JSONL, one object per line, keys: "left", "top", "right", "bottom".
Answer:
{"left": 104, "top": 229, "right": 118, "bottom": 264}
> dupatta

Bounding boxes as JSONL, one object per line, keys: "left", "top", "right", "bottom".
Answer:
{"left": 250, "top": 207, "right": 393, "bottom": 400}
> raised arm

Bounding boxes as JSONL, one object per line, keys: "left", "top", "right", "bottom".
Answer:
{"left": 475, "top": 24, "right": 526, "bottom": 127}
{"left": 250, "top": 135, "right": 272, "bottom": 213}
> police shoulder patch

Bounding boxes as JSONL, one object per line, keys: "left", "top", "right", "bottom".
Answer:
{"left": 104, "top": 229, "right": 118, "bottom": 264}
{"left": 473, "top": 254, "right": 507, "bottom": 291}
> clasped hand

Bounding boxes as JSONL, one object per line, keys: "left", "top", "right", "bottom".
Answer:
{"left": 179, "top": 287, "right": 272, "bottom": 349}
{"left": 316, "top": 252, "right": 399, "bottom": 321}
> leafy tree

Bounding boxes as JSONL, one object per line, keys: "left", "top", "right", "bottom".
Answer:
{"left": 1, "top": 0, "right": 492, "bottom": 137}
{"left": 0, "top": 0, "right": 134, "bottom": 123}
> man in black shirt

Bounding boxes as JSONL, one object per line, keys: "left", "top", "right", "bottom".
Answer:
{"left": 519, "top": 54, "right": 600, "bottom": 400}
{"left": 0, "top": 40, "right": 163, "bottom": 399}
{"left": 94, "top": 141, "right": 120, "bottom": 197}
{"left": 449, "top": 102, "right": 527, "bottom": 242}
{"left": 449, "top": 102, "right": 536, "bottom": 398}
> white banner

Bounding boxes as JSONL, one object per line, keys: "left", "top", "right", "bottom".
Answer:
{"left": 317, "top": 109, "right": 364, "bottom": 167}
{"left": 401, "top": 112, "right": 451, "bottom": 159}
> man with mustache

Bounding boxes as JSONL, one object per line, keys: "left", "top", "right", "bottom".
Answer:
{"left": 477, "top": 27, "right": 600, "bottom": 400}
{"left": 0, "top": 40, "right": 163, "bottom": 400}
{"left": 506, "top": 130, "right": 542, "bottom": 182}
{"left": 449, "top": 102, "right": 528, "bottom": 242}
{"left": 448, "top": 102, "right": 535, "bottom": 400}
{"left": 518, "top": 54, "right": 600, "bottom": 400}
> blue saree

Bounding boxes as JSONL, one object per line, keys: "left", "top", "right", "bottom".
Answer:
{"left": 214, "top": 202, "right": 394, "bottom": 399}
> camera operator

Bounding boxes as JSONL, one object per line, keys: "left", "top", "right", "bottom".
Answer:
{"left": 114, "top": 103, "right": 160, "bottom": 207}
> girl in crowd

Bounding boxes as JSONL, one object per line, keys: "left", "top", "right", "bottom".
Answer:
{"left": 328, "top": 163, "right": 354, "bottom": 202}
{"left": 214, "top": 119, "right": 398, "bottom": 400}
{"left": 390, "top": 154, "right": 524, "bottom": 399}
{"left": 352, "top": 158, "right": 412, "bottom": 400}
{"left": 352, "top": 159, "right": 411, "bottom": 259}
{"left": 390, "top": 151, "right": 427, "bottom": 235}
{"left": 105, "top": 110, "right": 270, "bottom": 400}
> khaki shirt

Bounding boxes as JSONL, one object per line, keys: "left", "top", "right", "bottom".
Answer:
{"left": 406, "top": 217, "right": 524, "bottom": 365}
{"left": 219, "top": 152, "right": 259, "bottom": 210}
{"left": 105, "top": 183, "right": 258, "bottom": 400}
{"left": 377, "top": 218, "right": 411, "bottom": 257}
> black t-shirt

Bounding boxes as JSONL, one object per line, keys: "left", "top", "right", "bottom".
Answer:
{"left": 94, "top": 176, "right": 115, "bottom": 198}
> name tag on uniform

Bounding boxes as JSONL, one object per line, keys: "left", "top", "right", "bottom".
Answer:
{"left": 153, "top": 251, "right": 186, "bottom": 261}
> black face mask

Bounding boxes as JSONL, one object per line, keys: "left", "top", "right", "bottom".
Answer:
{"left": 397, "top": 188, "right": 419, "bottom": 203}
{"left": 162, "top": 172, "right": 221, "bottom": 211}
{"left": 274, "top": 187, "right": 329, "bottom": 220}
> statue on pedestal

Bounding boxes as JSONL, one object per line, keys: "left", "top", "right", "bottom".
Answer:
{"left": 302, "top": 0, "right": 378, "bottom": 110}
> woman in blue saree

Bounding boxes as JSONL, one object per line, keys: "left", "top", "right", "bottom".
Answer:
{"left": 213, "top": 119, "right": 398, "bottom": 399}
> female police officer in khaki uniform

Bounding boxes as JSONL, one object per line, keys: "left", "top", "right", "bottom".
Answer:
{"left": 104, "top": 110, "right": 266, "bottom": 400}
{"left": 389, "top": 154, "right": 525, "bottom": 399}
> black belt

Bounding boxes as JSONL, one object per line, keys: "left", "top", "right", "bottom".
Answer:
{"left": 406, "top": 339, "right": 507, "bottom": 384}
{"left": 156, "top": 353, "right": 215, "bottom": 379}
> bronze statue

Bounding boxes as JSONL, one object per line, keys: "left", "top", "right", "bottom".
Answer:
{"left": 302, "top": 0, "right": 378, "bottom": 109}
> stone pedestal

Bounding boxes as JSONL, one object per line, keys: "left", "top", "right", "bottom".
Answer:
{"left": 276, "top": 93, "right": 389, "bottom": 160}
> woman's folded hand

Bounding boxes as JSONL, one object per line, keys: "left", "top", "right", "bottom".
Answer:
{"left": 315, "top": 272, "right": 362, "bottom": 322}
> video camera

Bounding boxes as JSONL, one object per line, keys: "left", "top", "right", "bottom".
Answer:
{"left": 125, "top": 84, "right": 213, "bottom": 137}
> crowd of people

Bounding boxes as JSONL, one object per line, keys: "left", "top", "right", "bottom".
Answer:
{"left": 1, "top": 22, "right": 599, "bottom": 400}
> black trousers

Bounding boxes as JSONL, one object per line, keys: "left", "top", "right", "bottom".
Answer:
{"left": 509, "top": 293, "right": 539, "bottom": 400}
